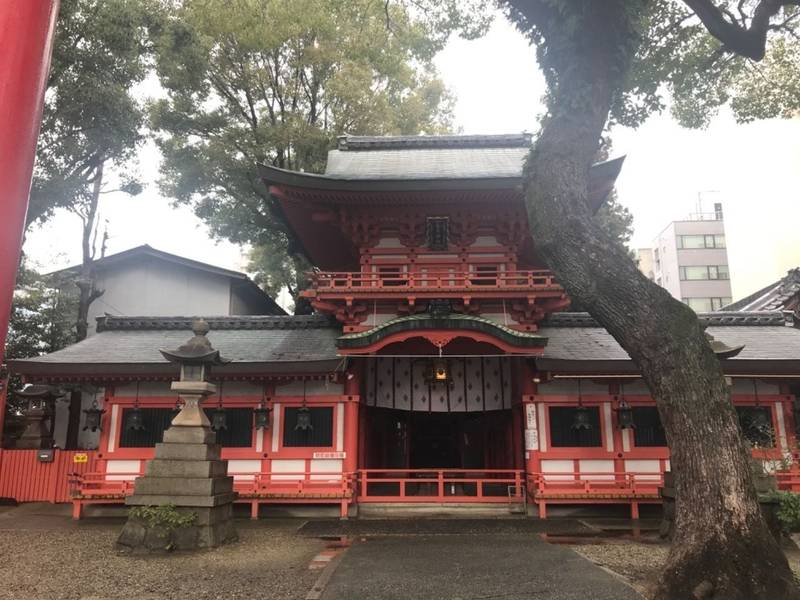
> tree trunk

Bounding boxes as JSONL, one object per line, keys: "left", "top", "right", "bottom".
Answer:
{"left": 512, "top": 2, "right": 798, "bottom": 598}
{"left": 75, "top": 160, "right": 105, "bottom": 342}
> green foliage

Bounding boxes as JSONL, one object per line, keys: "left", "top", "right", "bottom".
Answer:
{"left": 766, "top": 491, "right": 800, "bottom": 532}
{"left": 29, "top": 0, "right": 155, "bottom": 227}
{"left": 149, "top": 0, "right": 485, "bottom": 308}
{"left": 502, "top": 1, "right": 800, "bottom": 129}
{"left": 129, "top": 504, "right": 197, "bottom": 530}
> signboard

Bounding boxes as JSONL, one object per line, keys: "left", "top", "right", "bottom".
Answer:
{"left": 525, "top": 404, "right": 537, "bottom": 429}
{"left": 524, "top": 429, "right": 539, "bottom": 451}
{"left": 73, "top": 453, "right": 89, "bottom": 464}
{"left": 312, "top": 451, "right": 346, "bottom": 459}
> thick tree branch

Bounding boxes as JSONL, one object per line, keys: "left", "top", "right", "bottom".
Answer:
{"left": 683, "top": 0, "right": 794, "bottom": 60}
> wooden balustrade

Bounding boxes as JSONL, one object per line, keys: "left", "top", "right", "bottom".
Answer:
{"left": 306, "top": 270, "right": 560, "bottom": 293}
{"left": 358, "top": 469, "right": 525, "bottom": 503}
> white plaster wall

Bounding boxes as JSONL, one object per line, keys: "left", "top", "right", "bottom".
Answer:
{"left": 87, "top": 258, "right": 233, "bottom": 335}
{"left": 537, "top": 380, "right": 608, "bottom": 395}
{"left": 730, "top": 379, "right": 781, "bottom": 395}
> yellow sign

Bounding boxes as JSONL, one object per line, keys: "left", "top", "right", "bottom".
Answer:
{"left": 73, "top": 453, "right": 88, "bottom": 464}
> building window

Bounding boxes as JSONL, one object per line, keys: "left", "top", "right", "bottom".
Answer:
{"left": 208, "top": 408, "right": 254, "bottom": 448}
{"left": 682, "top": 297, "right": 733, "bottom": 312}
{"left": 283, "top": 407, "right": 334, "bottom": 447}
{"left": 426, "top": 217, "right": 449, "bottom": 251}
{"left": 679, "top": 265, "right": 729, "bottom": 280}
{"left": 632, "top": 407, "right": 668, "bottom": 447}
{"left": 549, "top": 406, "right": 602, "bottom": 447}
{"left": 677, "top": 234, "right": 726, "bottom": 249}
{"left": 119, "top": 407, "right": 254, "bottom": 448}
{"left": 735, "top": 406, "right": 775, "bottom": 448}
{"left": 120, "top": 408, "right": 173, "bottom": 448}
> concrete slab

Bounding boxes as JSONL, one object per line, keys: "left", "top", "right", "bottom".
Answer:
{"left": 321, "top": 534, "right": 641, "bottom": 600}
{"left": 298, "top": 518, "right": 598, "bottom": 537}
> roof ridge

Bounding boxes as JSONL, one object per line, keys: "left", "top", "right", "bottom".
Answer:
{"left": 97, "top": 314, "right": 336, "bottom": 332}
{"left": 542, "top": 311, "right": 789, "bottom": 328}
{"left": 336, "top": 133, "right": 533, "bottom": 151}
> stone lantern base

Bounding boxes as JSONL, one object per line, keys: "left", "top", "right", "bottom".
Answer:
{"left": 117, "top": 423, "right": 238, "bottom": 554}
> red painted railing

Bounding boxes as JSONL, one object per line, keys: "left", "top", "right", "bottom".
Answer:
{"left": 0, "top": 449, "right": 98, "bottom": 503}
{"left": 529, "top": 471, "right": 665, "bottom": 496}
{"left": 776, "top": 470, "right": 800, "bottom": 492}
{"left": 358, "top": 469, "right": 525, "bottom": 503}
{"left": 306, "top": 270, "right": 560, "bottom": 293}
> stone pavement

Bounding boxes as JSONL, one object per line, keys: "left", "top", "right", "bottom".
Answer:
{"left": 320, "top": 534, "right": 642, "bottom": 600}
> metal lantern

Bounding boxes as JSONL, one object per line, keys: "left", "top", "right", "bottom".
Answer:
{"left": 571, "top": 380, "right": 592, "bottom": 430}
{"left": 210, "top": 408, "right": 228, "bottom": 431}
{"left": 295, "top": 406, "right": 313, "bottom": 431}
{"left": 616, "top": 400, "right": 635, "bottom": 429}
{"left": 126, "top": 406, "right": 146, "bottom": 432}
{"left": 82, "top": 397, "right": 105, "bottom": 432}
{"left": 571, "top": 406, "right": 593, "bottom": 430}
{"left": 210, "top": 382, "right": 227, "bottom": 431}
{"left": 295, "top": 380, "right": 313, "bottom": 431}
{"left": 254, "top": 398, "right": 270, "bottom": 430}
{"left": 126, "top": 383, "right": 146, "bottom": 432}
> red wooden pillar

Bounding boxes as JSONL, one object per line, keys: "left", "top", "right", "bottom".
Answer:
{"left": 343, "top": 363, "right": 362, "bottom": 477}
{"left": 0, "top": 1, "right": 61, "bottom": 365}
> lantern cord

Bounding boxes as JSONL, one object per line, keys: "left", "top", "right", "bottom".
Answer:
{"left": 753, "top": 378, "right": 759, "bottom": 406}
{"left": 577, "top": 379, "right": 583, "bottom": 407}
{"left": 134, "top": 381, "right": 140, "bottom": 408}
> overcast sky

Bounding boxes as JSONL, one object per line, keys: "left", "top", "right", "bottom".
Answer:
{"left": 23, "top": 14, "right": 800, "bottom": 303}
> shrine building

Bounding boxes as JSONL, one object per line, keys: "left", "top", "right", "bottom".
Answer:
{"left": 4, "top": 133, "right": 800, "bottom": 519}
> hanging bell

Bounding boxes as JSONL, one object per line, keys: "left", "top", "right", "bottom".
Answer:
{"left": 616, "top": 400, "right": 635, "bottom": 430}
{"left": 126, "top": 406, "right": 146, "bottom": 431}
{"left": 254, "top": 404, "right": 271, "bottom": 430}
{"left": 210, "top": 408, "right": 228, "bottom": 431}
{"left": 571, "top": 406, "right": 592, "bottom": 430}
{"left": 82, "top": 401, "right": 105, "bottom": 432}
{"left": 295, "top": 406, "right": 313, "bottom": 431}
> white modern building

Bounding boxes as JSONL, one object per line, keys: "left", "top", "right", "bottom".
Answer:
{"left": 638, "top": 203, "right": 732, "bottom": 312}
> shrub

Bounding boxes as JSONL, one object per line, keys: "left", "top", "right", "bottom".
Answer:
{"left": 768, "top": 491, "right": 800, "bottom": 532}
{"left": 129, "top": 504, "right": 196, "bottom": 530}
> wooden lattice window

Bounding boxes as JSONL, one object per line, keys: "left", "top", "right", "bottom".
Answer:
{"left": 632, "top": 407, "right": 667, "bottom": 447}
{"left": 548, "top": 406, "right": 602, "bottom": 447}
{"left": 426, "top": 217, "right": 449, "bottom": 250}
{"left": 283, "top": 407, "right": 334, "bottom": 447}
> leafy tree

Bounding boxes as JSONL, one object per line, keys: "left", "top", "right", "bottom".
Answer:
{"left": 30, "top": 0, "right": 153, "bottom": 339}
{"left": 150, "top": 0, "right": 489, "bottom": 311}
{"left": 499, "top": 1, "right": 800, "bottom": 598}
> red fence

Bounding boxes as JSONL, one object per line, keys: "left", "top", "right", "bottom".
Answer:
{"left": 358, "top": 469, "right": 525, "bottom": 503}
{"left": 0, "top": 449, "right": 98, "bottom": 503}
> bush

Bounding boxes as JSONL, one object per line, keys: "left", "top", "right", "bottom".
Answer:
{"left": 768, "top": 491, "right": 800, "bottom": 532}
{"left": 129, "top": 504, "right": 196, "bottom": 530}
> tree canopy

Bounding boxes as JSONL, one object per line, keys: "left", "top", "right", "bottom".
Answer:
{"left": 150, "top": 0, "right": 491, "bottom": 310}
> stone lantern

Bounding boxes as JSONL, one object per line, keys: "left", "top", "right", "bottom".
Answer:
{"left": 117, "top": 318, "right": 238, "bottom": 553}
{"left": 14, "top": 384, "right": 61, "bottom": 449}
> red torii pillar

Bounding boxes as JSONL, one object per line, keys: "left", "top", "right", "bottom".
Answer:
{"left": 0, "top": 2, "right": 61, "bottom": 436}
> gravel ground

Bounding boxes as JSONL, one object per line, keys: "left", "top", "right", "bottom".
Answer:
{"left": 570, "top": 539, "right": 800, "bottom": 595}
{"left": 0, "top": 520, "right": 325, "bottom": 600}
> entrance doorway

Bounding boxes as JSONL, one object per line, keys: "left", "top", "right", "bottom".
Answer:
{"left": 362, "top": 407, "right": 517, "bottom": 471}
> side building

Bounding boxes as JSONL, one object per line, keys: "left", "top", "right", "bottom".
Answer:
{"left": 638, "top": 204, "right": 732, "bottom": 312}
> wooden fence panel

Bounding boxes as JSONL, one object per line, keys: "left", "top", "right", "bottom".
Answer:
{"left": 0, "top": 449, "right": 98, "bottom": 503}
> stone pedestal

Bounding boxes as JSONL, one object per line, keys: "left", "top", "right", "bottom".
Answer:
{"left": 15, "top": 405, "right": 53, "bottom": 449}
{"left": 117, "top": 423, "right": 238, "bottom": 553}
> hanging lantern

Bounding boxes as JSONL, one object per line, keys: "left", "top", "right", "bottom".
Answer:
{"left": 615, "top": 384, "right": 635, "bottom": 430}
{"left": 571, "top": 406, "right": 593, "bottom": 430}
{"left": 751, "top": 379, "right": 771, "bottom": 430}
{"left": 211, "top": 408, "right": 228, "bottom": 431}
{"left": 82, "top": 396, "right": 105, "bottom": 432}
{"left": 126, "top": 383, "right": 146, "bottom": 432}
{"left": 210, "top": 382, "right": 227, "bottom": 431}
{"left": 295, "top": 380, "right": 313, "bottom": 431}
{"left": 254, "top": 395, "right": 271, "bottom": 430}
{"left": 571, "top": 380, "right": 592, "bottom": 430}
{"left": 425, "top": 358, "right": 451, "bottom": 387}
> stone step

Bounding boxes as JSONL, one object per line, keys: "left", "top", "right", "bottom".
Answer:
{"left": 132, "top": 476, "right": 234, "bottom": 497}
{"left": 145, "top": 459, "right": 228, "bottom": 479}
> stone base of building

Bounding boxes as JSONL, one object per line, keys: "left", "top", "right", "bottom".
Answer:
{"left": 116, "top": 423, "right": 237, "bottom": 554}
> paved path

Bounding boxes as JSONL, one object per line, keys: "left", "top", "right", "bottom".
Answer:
{"left": 321, "top": 534, "right": 641, "bottom": 600}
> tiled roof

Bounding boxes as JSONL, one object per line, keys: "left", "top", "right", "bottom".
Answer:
{"left": 723, "top": 268, "right": 800, "bottom": 312}
{"left": 336, "top": 134, "right": 533, "bottom": 151}
{"left": 543, "top": 311, "right": 789, "bottom": 327}
{"left": 9, "top": 315, "right": 342, "bottom": 376}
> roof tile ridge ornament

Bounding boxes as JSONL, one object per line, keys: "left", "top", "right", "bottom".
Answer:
{"left": 99, "top": 314, "right": 337, "bottom": 331}
{"left": 336, "top": 133, "right": 533, "bottom": 151}
{"left": 542, "top": 311, "right": 786, "bottom": 328}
